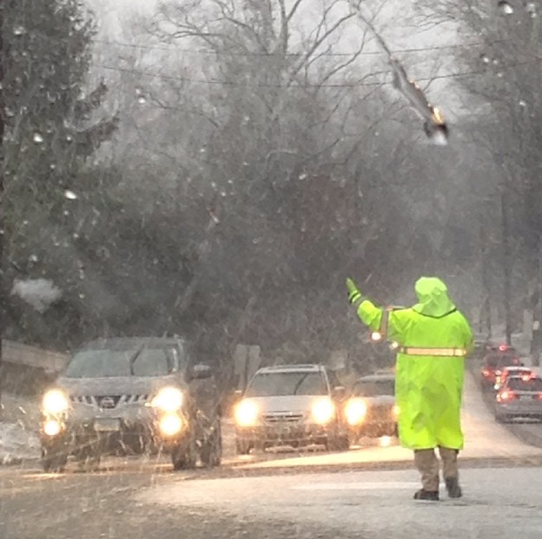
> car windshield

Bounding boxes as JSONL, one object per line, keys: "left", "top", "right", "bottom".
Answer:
{"left": 64, "top": 345, "right": 181, "bottom": 378}
{"left": 506, "top": 377, "right": 542, "bottom": 392}
{"left": 354, "top": 380, "right": 395, "bottom": 397}
{"left": 503, "top": 368, "right": 531, "bottom": 377}
{"left": 245, "top": 372, "right": 327, "bottom": 397}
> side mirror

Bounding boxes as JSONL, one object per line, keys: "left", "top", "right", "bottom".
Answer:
{"left": 190, "top": 364, "right": 213, "bottom": 380}
{"left": 332, "top": 386, "right": 346, "bottom": 400}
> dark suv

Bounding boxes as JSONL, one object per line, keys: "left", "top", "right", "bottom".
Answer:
{"left": 39, "top": 337, "right": 222, "bottom": 472}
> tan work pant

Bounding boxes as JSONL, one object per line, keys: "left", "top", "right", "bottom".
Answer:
{"left": 414, "top": 447, "right": 459, "bottom": 492}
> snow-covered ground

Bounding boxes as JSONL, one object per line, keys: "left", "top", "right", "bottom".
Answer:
{"left": 138, "top": 467, "right": 542, "bottom": 539}
{"left": 0, "top": 393, "right": 40, "bottom": 465}
{"left": 0, "top": 422, "right": 40, "bottom": 465}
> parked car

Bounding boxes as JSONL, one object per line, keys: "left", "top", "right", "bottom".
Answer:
{"left": 344, "top": 373, "right": 398, "bottom": 441}
{"left": 39, "top": 337, "right": 222, "bottom": 472}
{"left": 494, "top": 373, "right": 542, "bottom": 423}
{"left": 233, "top": 364, "right": 349, "bottom": 454}
{"left": 481, "top": 345, "right": 522, "bottom": 389}
{"left": 494, "top": 365, "right": 533, "bottom": 392}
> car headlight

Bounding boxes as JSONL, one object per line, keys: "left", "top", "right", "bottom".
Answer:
{"left": 234, "top": 399, "right": 259, "bottom": 427}
{"left": 42, "top": 389, "right": 69, "bottom": 414}
{"left": 159, "top": 414, "right": 184, "bottom": 436}
{"left": 345, "top": 398, "right": 367, "bottom": 426}
{"left": 151, "top": 387, "right": 184, "bottom": 412}
{"left": 43, "top": 419, "right": 63, "bottom": 437}
{"left": 312, "top": 398, "right": 335, "bottom": 425}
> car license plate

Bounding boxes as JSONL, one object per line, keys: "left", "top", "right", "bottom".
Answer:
{"left": 94, "top": 418, "right": 121, "bottom": 432}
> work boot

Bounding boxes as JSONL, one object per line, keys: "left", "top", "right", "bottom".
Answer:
{"left": 413, "top": 489, "right": 439, "bottom": 501}
{"left": 445, "top": 477, "right": 462, "bottom": 499}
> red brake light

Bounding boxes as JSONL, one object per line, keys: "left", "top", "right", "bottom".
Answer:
{"left": 499, "top": 344, "right": 508, "bottom": 352}
{"left": 495, "top": 370, "right": 502, "bottom": 376}
{"left": 538, "top": 393, "right": 542, "bottom": 402}
{"left": 482, "top": 368, "right": 490, "bottom": 377}
{"left": 497, "top": 391, "right": 517, "bottom": 403}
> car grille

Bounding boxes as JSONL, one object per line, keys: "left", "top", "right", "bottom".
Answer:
{"left": 263, "top": 413, "right": 305, "bottom": 424}
{"left": 70, "top": 395, "right": 149, "bottom": 408}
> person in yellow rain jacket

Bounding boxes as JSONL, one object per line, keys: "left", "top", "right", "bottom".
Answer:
{"left": 346, "top": 276, "right": 473, "bottom": 501}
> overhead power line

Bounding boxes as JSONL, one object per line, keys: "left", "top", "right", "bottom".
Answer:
{"left": 93, "top": 58, "right": 539, "bottom": 88}
{"left": 93, "top": 38, "right": 506, "bottom": 58}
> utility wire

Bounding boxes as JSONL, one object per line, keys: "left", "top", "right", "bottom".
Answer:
{"left": 93, "top": 37, "right": 506, "bottom": 57}
{"left": 92, "top": 59, "right": 538, "bottom": 88}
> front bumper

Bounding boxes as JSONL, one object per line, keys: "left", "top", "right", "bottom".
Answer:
{"left": 40, "top": 403, "right": 190, "bottom": 455}
{"left": 236, "top": 422, "right": 332, "bottom": 447}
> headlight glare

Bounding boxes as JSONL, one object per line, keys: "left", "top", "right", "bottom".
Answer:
{"left": 312, "top": 398, "right": 335, "bottom": 425}
{"left": 235, "top": 399, "right": 259, "bottom": 427}
{"left": 43, "top": 419, "right": 62, "bottom": 436}
{"left": 159, "top": 414, "right": 184, "bottom": 436}
{"left": 42, "top": 390, "right": 69, "bottom": 414}
{"left": 152, "top": 387, "right": 184, "bottom": 412}
{"left": 345, "top": 398, "right": 367, "bottom": 426}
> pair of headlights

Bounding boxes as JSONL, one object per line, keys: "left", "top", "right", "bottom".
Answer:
{"left": 41, "top": 387, "right": 185, "bottom": 414}
{"left": 235, "top": 397, "right": 336, "bottom": 427}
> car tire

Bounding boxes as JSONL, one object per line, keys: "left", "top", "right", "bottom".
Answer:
{"left": 76, "top": 445, "right": 102, "bottom": 472}
{"left": 235, "top": 439, "right": 252, "bottom": 455}
{"left": 171, "top": 434, "right": 198, "bottom": 471}
{"left": 327, "top": 435, "right": 350, "bottom": 451}
{"left": 200, "top": 421, "right": 222, "bottom": 467}
{"left": 41, "top": 448, "right": 68, "bottom": 473}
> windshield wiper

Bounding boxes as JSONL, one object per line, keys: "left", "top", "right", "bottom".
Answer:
{"left": 292, "top": 373, "right": 311, "bottom": 395}
{"left": 128, "top": 345, "right": 145, "bottom": 376}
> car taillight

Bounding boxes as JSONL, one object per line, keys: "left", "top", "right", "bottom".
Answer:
{"left": 482, "top": 369, "right": 490, "bottom": 377}
{"left": 495, "top": 370, "right": 502, "bottom": 376}
{"left": 497, "top": 391, "right": 517, "bottom": 403}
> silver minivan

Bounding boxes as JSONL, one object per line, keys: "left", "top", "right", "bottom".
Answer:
{"left": 233, "top": 364, "right": 348, "bottom": 454}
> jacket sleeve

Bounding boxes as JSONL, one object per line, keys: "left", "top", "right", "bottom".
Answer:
{"left": 356, "top": 299, "right": 382, "bottom": 331}
{"left": 356, "top": 300, "right": 409, "bottom": 342}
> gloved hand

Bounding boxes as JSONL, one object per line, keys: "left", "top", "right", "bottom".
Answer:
{"left": 346, "top": 278, "right": 362, "bottom": 304}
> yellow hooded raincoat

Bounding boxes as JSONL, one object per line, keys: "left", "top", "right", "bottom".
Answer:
{"left": 356, "top": 277, "right": 473, "bottom": 450}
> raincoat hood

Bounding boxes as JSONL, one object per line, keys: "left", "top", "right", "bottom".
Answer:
{"left": 412, "top": 277, "right": 456, "bottom": 318}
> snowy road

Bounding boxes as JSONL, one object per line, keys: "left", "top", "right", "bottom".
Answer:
{"left": 140, "top": 467, "right": 542, "bottom": 539}
{"left": 2, "top": 464, "right": 542, "bottom": 539}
